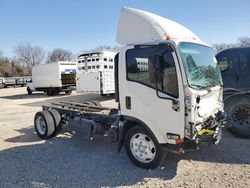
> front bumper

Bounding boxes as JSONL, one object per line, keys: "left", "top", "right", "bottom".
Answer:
{"left": 193, "top": 111, "right": 227, "bottom": 145}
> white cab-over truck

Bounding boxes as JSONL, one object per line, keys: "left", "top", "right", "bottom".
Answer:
{"left": 34, "top": 8, "right": 226, "bottom": 169}
{"left": 27, "top": 61, "right": 77, "bottom": 96}
{"left": 76, "top": 49, "right": 117, "bottom": 95}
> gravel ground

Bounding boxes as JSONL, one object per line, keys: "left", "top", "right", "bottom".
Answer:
{"left": 0, "top": 87, "right": 250, "bottom": 188}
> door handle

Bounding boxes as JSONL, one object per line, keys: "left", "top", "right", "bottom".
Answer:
{"left": 172, "top": 100, "right": 180, "bottom": 112}
{"left": 125, "top": 96, "right": 131, "bottom": 110}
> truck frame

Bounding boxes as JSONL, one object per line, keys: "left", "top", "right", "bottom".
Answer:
{"left": 34, "top": 7, "right": 226, "bottom": 169}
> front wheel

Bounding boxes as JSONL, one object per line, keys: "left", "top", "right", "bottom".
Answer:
{"left": 225, "top": 94, "right": 250, "bottom": 138}
{"left": 125, "top": 125, "right": 166, "bottom": 169}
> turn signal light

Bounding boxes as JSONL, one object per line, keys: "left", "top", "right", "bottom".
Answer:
{"left": 175, "top": 138, "right": 184, "bottom": 144}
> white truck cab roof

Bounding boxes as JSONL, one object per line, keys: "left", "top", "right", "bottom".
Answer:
{"left": 116, "top": 7, "right": 206, "bottom": 46}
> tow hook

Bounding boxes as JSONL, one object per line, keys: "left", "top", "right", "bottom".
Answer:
{"left": 166, "top": 142, "right": 199, "bottom": 155}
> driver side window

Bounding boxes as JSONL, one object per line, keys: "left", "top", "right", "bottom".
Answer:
{"left": 126, "top": 46, "right": 178, "bottom": 98}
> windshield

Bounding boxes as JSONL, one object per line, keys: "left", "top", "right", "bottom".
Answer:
{"left": 179, "top": 42, "right": 222, "bottom": 90}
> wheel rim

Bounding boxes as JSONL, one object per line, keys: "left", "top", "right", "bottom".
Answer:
{"left": 231, "top": 104, "right": 250, "bottom": 127}
{"left": 130, "top": 133, "right": 156, "bottom": 163}
{"left": 36, "top": 116, "right": 46, "bottom": 135}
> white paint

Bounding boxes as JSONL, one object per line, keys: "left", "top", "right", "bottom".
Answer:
{"left": 116, "top": 7, "right": 205, "bottom": 45}
{"left": 30, "top": 61, "right": 77, "bottom": 89}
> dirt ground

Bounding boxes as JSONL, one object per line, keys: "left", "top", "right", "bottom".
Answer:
{"left": 0, "top": 87, "right": 250, "bottom": 188}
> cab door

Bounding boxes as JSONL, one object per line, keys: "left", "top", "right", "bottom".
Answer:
{"left": 237, "top": 48, "right": 250, "bottom": 90}
{"left": 119, "top": 45, "right": 185, "bottom": 144}
{"left": 216, "top": 50, "right": 239, "bottom": 89}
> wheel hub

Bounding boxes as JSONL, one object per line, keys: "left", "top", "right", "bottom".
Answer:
{"left": 130, "top": 133, "right": 156, "bottom": 163}
{"left": 36, "top": 116, "right": 46, "bottom": 135}
{"left": 232, "top": 104, "right": 250, "bottom": 126}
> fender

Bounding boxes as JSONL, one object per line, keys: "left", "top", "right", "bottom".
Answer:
{"left": 118, "top": 115, "right": 167, "bottom": 152}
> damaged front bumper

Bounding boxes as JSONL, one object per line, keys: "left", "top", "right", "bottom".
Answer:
{"left": 193, "top": 111, "right": 227, "bottom": 145}
{"left": 166, "top": 112, "right": 227, "bottom": 155}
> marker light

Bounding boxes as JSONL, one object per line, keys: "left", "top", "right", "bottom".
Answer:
{"left": 164, "top": 35, "right": 172, "bottom": 40}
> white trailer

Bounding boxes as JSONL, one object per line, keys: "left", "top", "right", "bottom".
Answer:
{"left": 27, "top": 61, "right": 77, "bottom": 96}
{"left": 76, "top": 49, "right": 117, "bottom": 95}
{"left": 2, "top": 77, "right": 27, "bottom": 88}
{"left": 0, "top": 77, "right": 4, "bottom": 88}
{"left": 34, "top": 8, "right": 226, "bottom": 169}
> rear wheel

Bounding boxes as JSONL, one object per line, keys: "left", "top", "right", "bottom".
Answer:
{"left": 27, "top": 87, "right": 32, "bottom": 95}
{"left": 125, "top": 125, "right": 166, "bottom": 169}
{"left": 48, "top": 109, "right": 62, "bottom": 136}
{"left": 225, "top": 94, "right": 250, "bottom": 138}
{"left": 34, "top": 111, "right": 55, "bottom": 139}
{"left": 47, "top": 89, "right": 54, "bottom": 96}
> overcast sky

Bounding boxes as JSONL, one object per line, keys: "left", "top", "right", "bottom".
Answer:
{"left": 0, "top": 0, "right": 250, "bottom": 57}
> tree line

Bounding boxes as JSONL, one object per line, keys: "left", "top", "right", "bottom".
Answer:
{"left": 13, "top": 43, "right": 74, "bottom": 67}
{"left": 213, "top": 37, "right": 250, "bottom": 53}
{"left": 1, "top": 37, "right": 249, "bottom": 77}
{"left": 0, "top": 43, "right": 75, "bottom": 77}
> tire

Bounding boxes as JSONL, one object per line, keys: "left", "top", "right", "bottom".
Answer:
{"left": 48, "top": 109, "right": 62, "bottom": 136}
{"left": 224, "top": 94, "right": 250, "bottom": 138}
{"left": 27, "top": 87, "right": 32, "bottom": 95}
{"left": 125, "top": 125, "right": 167, "bottom": 169}
{"left": 47, "top": 89, "right": 54, "bottom": 96}
{"left": 34, "top": 111, "right": 55, "bottom": 139}
{"left": 65, "top": 90, "right": 72, "bottom": 94}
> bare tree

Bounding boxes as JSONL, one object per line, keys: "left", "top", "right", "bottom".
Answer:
{"left": 213, "top": 43, "right": 236, "bottom": 53}
{"left": 92, "top": 45, "right": 120, "bottom": 51}
{"left": 47, "top": 48, "right": 73, "bottom": 63}
{"left": 0, "top": 50, "right": 3, "bottom": 58}
{"left": 213, "top": 36, "right": 250, "bottom": 53}
{"left": 14, "top": 43, "right": 46, "bottom": 67}
{"left": 238, "top": 37, "right": 250, "bottom": 47}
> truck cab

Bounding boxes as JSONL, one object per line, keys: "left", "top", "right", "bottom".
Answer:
{"left": 115, "top": 7, "right": 224, "bottom": 168}
{"left": 216, "top": 47, "right": 250, "bottom": 138}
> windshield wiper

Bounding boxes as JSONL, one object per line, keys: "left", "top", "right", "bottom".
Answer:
{"left": 190, "top": 83, "right": 209, "bottom": 90}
